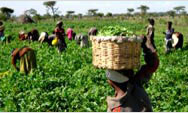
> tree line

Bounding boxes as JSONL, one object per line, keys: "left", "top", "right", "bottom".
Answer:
{"left": 0, "top": 1, "right": 187, "bottom": 21}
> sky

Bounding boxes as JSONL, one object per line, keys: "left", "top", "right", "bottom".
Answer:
{"left": 0, "top": 1, "right": 188, "bottom": 16}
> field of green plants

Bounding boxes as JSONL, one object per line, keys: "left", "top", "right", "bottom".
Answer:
{"left": 0, "top": 17, "right": 188, "bottom": 112}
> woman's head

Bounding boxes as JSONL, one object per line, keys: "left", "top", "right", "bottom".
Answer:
{"left": 148, "top": 18, "right": 155, "bottom": 25}
{"left": 167, "top": 21, "right": 172, "bottom": 29}
{"left": 56, "top": 21, "right": 63, "bottom": 27}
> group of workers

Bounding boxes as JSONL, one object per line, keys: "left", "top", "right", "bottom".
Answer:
{"left": 17, "top": 21, "right": 97, "bottom": 53}
{"left": 0, "top": 18, "right": 185, "bottom": 112}
{"left": 9, "top": 20, "right": 98, "bottom": 74}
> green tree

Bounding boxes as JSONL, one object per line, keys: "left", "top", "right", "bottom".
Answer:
{"left": 137, "top": 5, "right": 149, "bottom": 15}
{"left": 66, "top": 11, "right": 75, "bottom": 19}
{"left": 43, "top": 13, "right": 51, "bottom": 19}
{"left": 0, "top": 7, "right": 14, "bottom": 19}
{"left": 43, "top": 1, "right": 59, "bottom": 21}
{"left": 167, "top": 10, "right": 176, "bottom": 18}
{"left": 24, "top": 8, "right": 37, "bottom": 17}
{"left": 106, "top": 12, "right": 112, "bottom": 17}
{"left": 173, "top": 6, "right": 185, "bottom": 15}
{"left": 87, "top": 9, "right": 98, "bottom": 16}
{"left": 97, "top": 12, "right": 104, "bottom": 18}
{"left": 33, "top": 14, "right": 42, "bottom": 21}
{"left": 127, "top": 8, "right": 134, "bottom": 16}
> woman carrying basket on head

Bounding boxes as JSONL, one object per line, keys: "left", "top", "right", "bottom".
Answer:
{"left": 106, "top": 34, "right": 159, "bottom": 112}
{"left": 106, "top": 19, "right": 159, "bottom": 112}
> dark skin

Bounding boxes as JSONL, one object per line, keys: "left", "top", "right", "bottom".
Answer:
{"left": 107, "top": 80, "right": 128, "bottom": 98}
{"left": 146, "top": 19, "right": 156, "bottom": 53}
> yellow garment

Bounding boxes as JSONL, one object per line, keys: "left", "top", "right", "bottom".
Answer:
{"left": 52, "top": 37, "right": 58, "bottom": 46}
{"left": 20, "top": 50, "right": 37, "bottom": 74}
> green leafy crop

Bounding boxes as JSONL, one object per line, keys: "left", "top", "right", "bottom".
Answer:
{"left": 0, "top": 18, "right": 188, "bottom": 112}
{"left": 98, "top": 25, "right": 134, "bottom": 37}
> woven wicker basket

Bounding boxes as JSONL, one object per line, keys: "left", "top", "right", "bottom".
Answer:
{"left": 91, "top": 36, "right": 142, "bottom": 70}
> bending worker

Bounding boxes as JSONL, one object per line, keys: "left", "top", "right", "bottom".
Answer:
{"left": 11, "top": 46, "right": 37, "bottom": 74}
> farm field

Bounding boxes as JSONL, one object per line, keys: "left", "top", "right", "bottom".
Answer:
{"left": 0, "top": 18, "right": 188, "bottom": 112}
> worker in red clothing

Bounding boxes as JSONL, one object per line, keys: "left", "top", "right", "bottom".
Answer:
{"left": 54, "top": 21, "right": 67, "bottom": 53}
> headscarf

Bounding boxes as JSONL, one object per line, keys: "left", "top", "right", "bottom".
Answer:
{"left": 56, "top": 21, "right": 63, "bottom": 26}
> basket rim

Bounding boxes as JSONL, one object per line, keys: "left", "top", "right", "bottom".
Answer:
{"left": 90, "top": 35, "right": 143, "bottom": 43}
